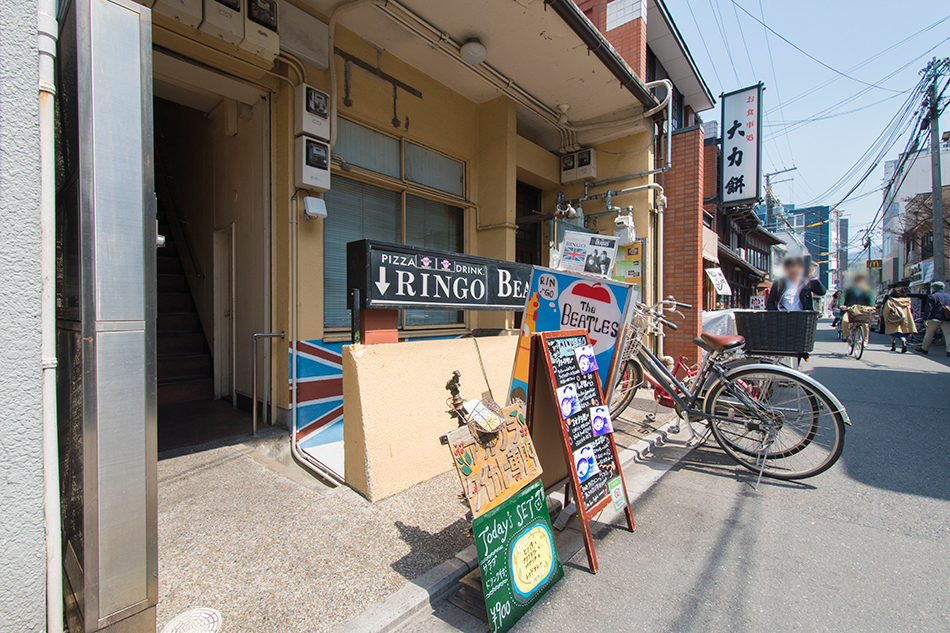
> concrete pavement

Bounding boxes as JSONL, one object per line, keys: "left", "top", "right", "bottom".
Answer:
{"left": 403, "top": 320, "right": 950, "bottom": 632}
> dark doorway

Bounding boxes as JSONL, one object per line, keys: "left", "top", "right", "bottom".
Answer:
{"left": 515, "top": 182, "right": 544, "bottom": 328}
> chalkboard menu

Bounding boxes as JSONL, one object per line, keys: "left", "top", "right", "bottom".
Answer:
{"left": 526, "top": 330, "right": 634, "bottom": 574}
{"left": 472, "top": 479, "right": 563, "bottom": 633}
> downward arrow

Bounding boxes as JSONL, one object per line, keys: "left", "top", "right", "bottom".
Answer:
{"left": 375, "top": 268, "right": 391, "bottom": 295}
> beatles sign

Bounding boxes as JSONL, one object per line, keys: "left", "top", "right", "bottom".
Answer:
{"left": 720, "top": 83, "right": 763, "bottom": 207}
{"left": 508, "top": 268, "right": 636, "bottom": 405}
{"left": 347, "top": 240, "right": 533, "bottom": 311}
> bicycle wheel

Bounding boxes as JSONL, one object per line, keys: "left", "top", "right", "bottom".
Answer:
{"left": 609, "top": 359, "right": 643, "bottom": 418}
{"left": 848, "top": 332, "right": 856, "bottom": 356}
{"left": 854, "top": 325, "right": 865, "bottom": 360}
{"left": 704, "top": 365, "right": 846, "bottom": 480}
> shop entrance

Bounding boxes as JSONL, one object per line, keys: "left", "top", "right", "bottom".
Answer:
{"left": 152, "top": 58, "right": 271, "bottom": 452}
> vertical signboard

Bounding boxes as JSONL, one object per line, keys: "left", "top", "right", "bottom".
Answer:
{"left": 526, "top": 330, "right": 634, "bottom": 573}
{"left": 473, "top": 480, "right": 563, "bottom": 633}
{"left": 720, "top": 83, "right": 763, "bottom": 207}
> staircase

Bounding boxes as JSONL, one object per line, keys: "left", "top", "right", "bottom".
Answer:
{"left": 157, "top": 217, "right": 214, "bottom": 406}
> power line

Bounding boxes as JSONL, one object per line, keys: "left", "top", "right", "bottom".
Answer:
{"left": 708, "top": 0, "right": 741, "bottom": 85}
{"left": 729, "top": 0, "right": 907, "bottom": 93}
{"left": 756, "top": 0, "right": 797, "bottom": 172}
{"left": 684, "top": 0, "right": 724, "bottom": 93}
{"left": 764, "top": 13, "right": 950, "bottom": 116}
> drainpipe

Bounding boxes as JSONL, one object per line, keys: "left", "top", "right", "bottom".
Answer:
{"left": 38, "top": 0, "right": 63, "bottom": 631}
{"left": 290, "top": 194, "right": 344, "bottom": 485}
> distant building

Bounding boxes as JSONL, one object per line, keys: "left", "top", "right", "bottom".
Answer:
{"left": 882, "top": 143, "right": 950, "bottom": 286}
{"left": 756, "top": 203, "right": 834, "bottom": 289}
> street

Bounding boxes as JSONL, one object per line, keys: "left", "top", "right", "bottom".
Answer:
{"left": 404, "top": 320, "right": 950, "bottom": 633}
{"left": 511, "top": 321, "right": 950, "bottom": 632}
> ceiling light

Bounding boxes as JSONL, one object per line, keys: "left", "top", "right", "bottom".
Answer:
{"left": 460, "top": 38, "right": 487, "bottom": 65}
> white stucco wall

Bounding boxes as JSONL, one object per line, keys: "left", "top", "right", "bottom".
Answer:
{"left": 0, "top": 0, "right": 46, "bottom": 629}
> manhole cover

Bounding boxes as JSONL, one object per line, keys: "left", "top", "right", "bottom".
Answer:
{"left": 161, "top": 608, "right": 223, "bottom": 633}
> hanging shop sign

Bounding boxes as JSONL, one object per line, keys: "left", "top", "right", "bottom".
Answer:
{"left": 749, "top": 295, "right": 766, "bottom": 310}
{"left": 347, "top": 240, "right": 533, "bottom": 311}
{"left": 705, "top": 267, "right": 733, "bottom": 296}
{"left": 525, "top": 330, "right": 634, "bottom": 573}
{"left": 444, "top": 402, "right": 543, "bottom": 518}
{"left": 554, "top": 230, "right": 619, "bottom": 278}
{"left": 866, "top": 259, "right": 882, "bottom": 269}
{"left": 612, "top": 241, "right": 644, "bottom": 286}
{"left": 508, "top": 268, "right": 636, "bottom": 405}
{"left": 473, "top": 479, "right": 563, "bottom": 633}
{"left": 720, "top": 83, "right": 763, "bottom": 207}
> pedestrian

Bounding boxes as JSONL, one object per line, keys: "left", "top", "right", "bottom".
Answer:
{"left": 915, "top": 280, "right": 950, "bottom": 357}
{"left": 766, "top": 256, "right": 826, "bottom": 311}
{"left": 829, "top": 290, "right": 842, "bottom": 327}
{"left": 839, "top": 274, "right": 874, "bottom": 342}
{"left": 881, "top": 286, "right": 916, "bottom": 353}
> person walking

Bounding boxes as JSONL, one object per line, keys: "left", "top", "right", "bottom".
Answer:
{"left": 915, "top": 280, "right": 950, "bottom": 357}
{"left": 766, "top": 257, "right": 826, "bottom": 312}
{"left": 829, "top": 290, "right": 842, "bottom": 327}
{"left": 881, "top": 286, "right": 916, "bottom": 353}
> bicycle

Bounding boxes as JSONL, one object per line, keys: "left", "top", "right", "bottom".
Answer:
{"left": 617, "top": 298, "right": 851, "bottom": 486}
{"left": 843, "top": 306, "right": 874, "bottom": 360}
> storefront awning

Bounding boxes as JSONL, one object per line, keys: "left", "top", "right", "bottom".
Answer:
{"left": 702, "top": 226, "right": 719, "bottom": 263}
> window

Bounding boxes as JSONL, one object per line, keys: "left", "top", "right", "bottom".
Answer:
{"left": 324, "top": 119, "right": 468, "bottom": 331}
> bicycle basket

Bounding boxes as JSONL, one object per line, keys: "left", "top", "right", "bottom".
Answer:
{"left": 847, "top": 306, "right": 874, "bottom": 325}
{"left": 734, "top": 310, "right": 819, "bottom": 356}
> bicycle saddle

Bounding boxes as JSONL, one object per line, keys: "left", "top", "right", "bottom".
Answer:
{"left": 699, "top": 332, "right": 745, "bottom": 351}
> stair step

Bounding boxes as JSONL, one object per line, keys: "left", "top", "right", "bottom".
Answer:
{"left": 158, "top": 312, "right": 201, "bottom": 333}
{"left": 157, "top": 333, "right": 207, "bottom": 356}
{"left": 157, "top": 256, "right": 182, "bottom": 275}
{"left": 158, "top": 378, "right": 214, "bottom": 406}
{"left": 158, "top": 292, "right": 193, "bottom": 313}
{"left": 158, "top": 353, "right": 212, "bottom": 382}
{"left": 158, "top": 273, "right": 187, "bottom": 293}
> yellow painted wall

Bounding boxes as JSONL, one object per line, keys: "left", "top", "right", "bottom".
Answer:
{"left": 343, "top": 335, "right": 518, "bottom": 501}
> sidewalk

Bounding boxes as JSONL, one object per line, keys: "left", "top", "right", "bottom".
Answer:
{"left": 156, "top": 392, "right": 680, "bottom": 633}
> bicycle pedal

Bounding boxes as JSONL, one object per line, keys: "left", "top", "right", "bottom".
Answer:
{"left": 668, "top": 425, "right": 680, "bottom": 434}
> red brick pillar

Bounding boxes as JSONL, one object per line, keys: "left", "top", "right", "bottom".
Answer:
{"left": 662, "top": 127, "right": 704, "bottom": 364}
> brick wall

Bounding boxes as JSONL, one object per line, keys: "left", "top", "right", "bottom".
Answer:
{"left": 605, "top": 16, "right": 647, "bottom": 79}
{"left": 663, "top": 126, "right": 705, "bottom": 363}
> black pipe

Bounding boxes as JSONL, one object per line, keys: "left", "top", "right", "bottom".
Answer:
{"left": 544, "top": 0, "right": 659, "bottom": 111}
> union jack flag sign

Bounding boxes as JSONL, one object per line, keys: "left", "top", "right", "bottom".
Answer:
{"left": 563, "top": 246, "right": 586, "bottom": 262}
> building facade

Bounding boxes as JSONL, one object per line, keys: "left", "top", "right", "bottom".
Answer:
{"left": 0, "top": 0, "right": 724, "bottom": 629}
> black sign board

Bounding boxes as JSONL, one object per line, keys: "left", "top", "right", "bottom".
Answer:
{"left": 347, "top": 240, "right": 533, "bottom": 311}
{"left": 526, "top": 330, "right": 634, "bottom": 574}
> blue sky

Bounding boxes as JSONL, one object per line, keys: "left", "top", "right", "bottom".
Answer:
{"left": 665, "top": 0, "right": 950, "bottom": 253}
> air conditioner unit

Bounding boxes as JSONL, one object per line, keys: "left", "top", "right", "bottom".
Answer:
{"left": 153, "top": 0, "right": 202, "bottom": 28}
{"left": 200, "top": 0, "right": 244, "bottom": 45}
{"left": 240, "top": 0, "right": 279, "bottom": 61}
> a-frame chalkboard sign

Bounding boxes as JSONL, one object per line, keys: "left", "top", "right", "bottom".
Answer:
{"left": 526, "top": 330, "right": 635, "bottom": 573}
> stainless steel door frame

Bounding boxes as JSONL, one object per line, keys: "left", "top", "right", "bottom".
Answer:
{"left": 59, "top": 0, "right": 156, "bottom": 629}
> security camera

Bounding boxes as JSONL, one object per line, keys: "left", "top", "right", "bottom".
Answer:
{"left": 303, "top": 196, "right": 327, "bottom": 221}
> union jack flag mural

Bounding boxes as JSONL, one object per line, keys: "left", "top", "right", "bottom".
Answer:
{"left": 563, "top": 246, "right": 586, "bottom": 262}
{"left": 291, "top": 340, "right": 345, "bottom": 477}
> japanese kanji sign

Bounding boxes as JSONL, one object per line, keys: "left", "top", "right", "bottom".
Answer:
{"left": 720, "top": 83, "right": 763, "bottom": 206}
{"left": 445, "top": 403, "right": 543, "bottom": 518}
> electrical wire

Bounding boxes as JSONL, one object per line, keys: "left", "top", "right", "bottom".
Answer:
{"left": 729, "top": 0, "right": 905, "bottom": 93}
{"left": 756, "top": 0, "right": 796, "bottom": 170}
{"left": 765, "top": 14, "right": 950, "bottom": 116}
{"left": 708, "top": 0, "right": 741, "bottom": 85}
{"left": 685, "top": 0, "right": 724, "bottom": 93}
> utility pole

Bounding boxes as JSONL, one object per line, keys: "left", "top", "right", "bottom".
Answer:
{"left": 764, "top": 167, "right": 797, "bottom": 230}
{"left": 927, "top": 58, "right": 948, "bottom": 283}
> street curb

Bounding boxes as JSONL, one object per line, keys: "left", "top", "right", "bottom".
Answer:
{"left": 332, "top": 421, "right": 693, "bottom": 633}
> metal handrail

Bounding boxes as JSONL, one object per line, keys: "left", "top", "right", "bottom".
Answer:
{"left": 154, "top": 146, "right": 204, "bottom": 280}
{"left": 252, "top": 332, "right": 285, "bottom": 434}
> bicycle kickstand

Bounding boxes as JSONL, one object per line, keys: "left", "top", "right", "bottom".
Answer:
{"left": 754, "top": 443, "right": 771, "bottom": 491}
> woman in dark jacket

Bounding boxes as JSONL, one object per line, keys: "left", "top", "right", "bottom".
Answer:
{"left": 766, "top": 257, "right": 826, "bottom": 311}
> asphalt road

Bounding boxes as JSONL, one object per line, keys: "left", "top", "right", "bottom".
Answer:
{"left": 408, "top": 320, "right": 950, "bottom": 633}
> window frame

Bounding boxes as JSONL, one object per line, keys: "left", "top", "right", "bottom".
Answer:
{"left": 322, "top": 116, "right": 471, "bottom": 341}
